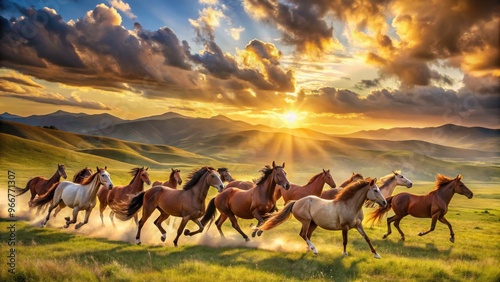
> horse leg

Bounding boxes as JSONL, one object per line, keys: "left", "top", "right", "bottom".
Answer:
{"left": 342, "top": 227, "right": 349, "bottom": 256}
{"left": 356, "top": 225, "right": 381, "bottom": 259}
{"left": 75, "top": 208, "right": 92, "bottom": 229}
{"left": 300, "top": 220, "right": 317, "bottom": 255}
{"left": 153, "top": 210, "right": 170, "bottom": 242}
{"left": 215, "top": 214, "right": 227, "bottom": 239}
{"left": 53, "top": 202, "right": 66, "bottom": 218}
{"left": 393, "top": 217, "right": 406, "bottom": 241}
{"left": 99, "top": 201, "right": 107, "bottom": 227}
{"left": 226, "top": 213, "right": 250, "bottom": 241}
{"left": 65, "top": 207, "right": 80, "bottom": 228}
{"left": 135, "top": 203, "right": 156, "bottom": 245}
{"left": 418, "top": 213, "right": 440, "bottom": 237}
{"left": 133, "top": 214, "right": 139, "bottom": 226}
{"left": 109, "top": 211, "right": 116, "bottom": 227}
{"left": 184, "top": 219, "right": 204, "bottom": 236}
{"left": 173, "top": 217, "right": 190, "bottom": 247}
{"left": 438, "top": 216, "right": 455, "bottom": 243}
{"left": 41, "top": 201, "right": 59, "bottom": 227}
{"left": 251, "top": 209, "right": 266, "bottom": 237}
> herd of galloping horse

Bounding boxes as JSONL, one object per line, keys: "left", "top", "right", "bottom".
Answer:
{"left": 14, "top": 161, "right": 473, "bottom": 258}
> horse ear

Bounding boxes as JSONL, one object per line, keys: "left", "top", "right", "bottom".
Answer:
{"left": 392, "top": 171, "right": 397, "bottom": 175}
{"left": 104, "top": 166, "right": 107, "bottom": 170}
{"left": 282, "top": 162, "right": 285, "bottom": 168}
{"left": 146, "top": 167, "right": 149, "bottom": 170}
{"left": 171, "top": 168, "right": 174, "bottom": 172}
{"left": 323, "top": 168, "right": 326, "bottom": 173}
{"left": 272, "top": 161, "right": 276, "bottom": 168}
{"left": 369, "top": 178, "right": 377, "bottom": 186}
{"left": 456, "top": 174, "right": 462, "bottom": 181}
{"left": 96, "top": 166, "right": 100, "bottom": 171}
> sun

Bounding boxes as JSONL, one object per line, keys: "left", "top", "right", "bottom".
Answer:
{"left": 281, "top": 112, "right": 299, "bottom": 126}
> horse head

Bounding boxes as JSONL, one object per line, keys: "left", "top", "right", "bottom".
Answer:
{"left": 207, "top": 168, "right": 224, "bottom": 192}
{"left": 272, "top": 161, "right": 290, "bottom": 190}
{"left": 454, "top": 174, "right": 473, "bottom": 199}
{"left": 97, "top": 166, "right": 114, "bottom": 190}
{"left": 58, "top": 163, "right": 67, "bottom": 179}
{"left": 217, "top": 167, "right": 235, "bottom": 183}
{"left": 171, "top": 168, "right": 182, "bottom": 185}
{"left": 323, "top": 169, "right": 336, "bottom": 188}
{"left": 393, "top": 170, "right": 412, "bottom": 188}
{"left": 366, "top": 178, "right": 387, "bottom": 207}
{"left": 141, "top": 167, "right": 151, "bottom": 185}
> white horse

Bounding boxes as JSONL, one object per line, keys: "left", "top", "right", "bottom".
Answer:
{"left": 365, "top": 170, "right": 412, "bottom": 208}
{"left": 32, "top": 167, "right": 114, "bottom": 229}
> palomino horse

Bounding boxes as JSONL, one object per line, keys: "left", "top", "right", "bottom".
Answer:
{"left": 32, "top": 167, "right": 114, "bottom": 229}
{"left": 152, "top": 168, "right": 182, "bottom": 188}
{"left": 365, "top": 170, "right": 412, "bottom": 208}
{"left": 275, "top": 169, "right": 336, "bottom": 204}
{"left": 200, "top": 161, "right": 290, "bottom": 241}
{"left": 15, "top": 164, "right": 67, "bottom": 213}
{"left": 217, "top": 167, "right": 235, "bottom": 183}
{"left": 320, "top": 172, "right": 363, "bottom": 200}
{"left": 73, "top": 167, "right": 93, "bottom": 184}
{"left": 367, "top": 174, "right": 473, "bottom": 243}
{"left": 114, "top": 166, "right": 224, "bottom": 246}
{"left": 98, "top": 167, "right": 151, "bottom": 226}
{"left": 258, "top": 178, "right": 387, "bottom": 258}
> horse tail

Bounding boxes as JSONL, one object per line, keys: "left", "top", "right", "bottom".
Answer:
{"left": 31, "top": 182, "right": 60, "bottom": 207}
{"left": 14, "top": 179, "right": 33, "bottom": 196}
{"left": 200, "top": 198, "right": 216, "bottom": 227}
{"left": 117, "top": 191, "right": 147, "bottom": 221}
{"left": 258, "top": 201, "right": 296, "bottom": 231}
{"left": 366, "top": 196, "right": 394, "bottom": 226}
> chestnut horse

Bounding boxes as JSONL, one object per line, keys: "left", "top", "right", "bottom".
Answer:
{"left": 73, "top": 167, "right": 93, "bottom": 184}
{"left": 200, "top": 161, "right": 290, "bottom": 241}
{"left": 15, "top": 164, "right": 67, "bottom": 213}
{"left": 320, "top": 172, "right": 364, "bottom": 200}
{"left": 32, "top": 167, "right": 114, "bottom": 229}
{"left": 365, "top": 170, "right": 412, "bottom": 208}
{"left": 152, "top": 168, "right": 182, "bottom": 188}
{"left": 98, "top": 167, "right": 151, "bottom": 226}
{"left": 275, "top": 169, "right": 336, "bottom": 204}
{"left": 217, "top": 167, "right": 235, "bottom": 183}
{"left": 258, "top": 178, "right": 386, "bottom": 258}
{"left": 114, "top": 166, "right": 224, "bottom": 246}
{"left": 366, "top": 174, "right": 473, "bottom": 243}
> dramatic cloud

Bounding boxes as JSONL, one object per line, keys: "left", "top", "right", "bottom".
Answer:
{"left": 108, "top": 0, "right": 137, "bottom": 20}
{"left": 1, "top": 92, "right": 112, "bottom": 110}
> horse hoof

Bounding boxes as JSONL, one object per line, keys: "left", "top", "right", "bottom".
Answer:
{"left": 75, "top": 224, "right": 82, "bottom": 230}
{"left": 450, "top": 237, "right": 455, "bottom": 243}
{"left": 342, "top": 252, "right": 348, "bottom": 257}
{"left": 244, "top": 237, "right": 250, "bottom": 242}
{"left": 418, "top": 232, "right": 424, "bottom": 236}
{"left": 251, "top": 231, "right": 256, "bottom": 238}
{"left": 136, "top": 239, "right": 141, "bottom": 245}
{"left": 161, "top": 237, "right": 166, "bottom": 242}
{"left": 382, "top": 234, "right": 388, "bottom": 239}
{"left": 184, "top": 229, "right": 190, "bottom": 236}
{"left": 374, "top": 253, "right": 381, "bottom": 259}
{"left": 64, "top": 224, "right": 69, "bottom": 228}
{"left": 257, "top": 230, "right": 263, "bottom": 237}
{"left": 64, "top": 217, "right": 70, "bottom": 221}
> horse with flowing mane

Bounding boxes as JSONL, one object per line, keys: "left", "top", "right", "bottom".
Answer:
{"left": 258, "top": 178, "right": 386, "bottom": 258}
{"left": 32, "top": 167, "right": 114, "bottom": 229}
{"left": 14, "top": 164, "right": 67, "bottom": 213}
{"left": 320, "top": 172, "right": 363, "bottom": 200}
{"left": 200, "top": 161, "right": 290, "bottom": 241}
{"left": 98, "top": 167, "right": 151, "bottom": 226}
{"left": 113, "top": 166, "right": 224, "bottom": 246}
{"left": 366, "top": 174, "right": 472, "bottom": 243}
{"left": 275, "top": 169, "right": 336, "bottom": 204}
{"left": 73, "top": 167, "right": 93, "bottom": 184}
{"left": 365, "top": 170, "right": 412, "bottom": 207}
{"left": 152, "top": 168, "right": 182, "bottom": 188}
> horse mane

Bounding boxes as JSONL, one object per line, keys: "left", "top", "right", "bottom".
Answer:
{"left": 255, "top": 165, "right": 278, "bottom": 186}
{"left": 217, "top": 167, "right": 228, "bottom": 173}
{"left": 183, "top": 166, "right": 215, "bottom": 190}
{"left": 80, "top": 170, "right": 100, "bottom": 185}
{"left": 434, "top": 174, "right": 454, "bottom": 190}
{"left": 306, "top": 172, "right": 323, "bottom": 185}
{"left": 334, "top": 179, "right": 369, "bottom": 202}
{"left": 72, "top": 167, "right": 90, "bottom": 182}
{"left": 339, "top": 173, "right": 363, "bottom": 187}
{"left": 128, "top": 167, "right": 143, "bottom": 185}
{"left": 379, "top": 170, "right": 400, "bottom": 186}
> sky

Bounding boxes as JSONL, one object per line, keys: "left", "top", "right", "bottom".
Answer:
{"left": 0, "top": 0, "right": 498, "bottom": 134}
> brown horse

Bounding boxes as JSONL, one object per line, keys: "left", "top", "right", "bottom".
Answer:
{"left": 258, "top": 178, "right": 386, "bottom": 258}
{"left": 152, "top": 168, "right": 182, "bottom": 188}
{"left": 224, "top": 180, "right": 255, "bottom": 190}
{"left": 200, "top": 161, "right": 290, "bottom": 241}
{"left": 217, "top": 167, "right": 235, "bottom": 183}
{"left": 73, "top": 167, "right": 93, "bottom": 184}
{"left": 15, "top": 163, "right": 67, "bottom": 213}
{"left": 113, "top": 166, "right": 224, "bottom": 246}
{"left": 98, "top": 167, "right": 151, "bottom": 226}
{"left": 366, "top": 174, "right": 473, "bottom": 243}
{"left": 275, "top": 169, "right": 336, "bottom": 204}
{"left": 365, "top": 170, "right": 412, "bottom": 208}
{"left": 320, "top": 172, "right": 364, "bottom": 200}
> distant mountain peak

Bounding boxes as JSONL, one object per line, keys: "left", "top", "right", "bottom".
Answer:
{"left": 210, "top": 114, "right": 233, "bottom": 122}
{"left": 0, "top": 112, "right": 21, "bottom": 119}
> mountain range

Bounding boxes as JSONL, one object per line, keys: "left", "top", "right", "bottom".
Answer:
{"left": 1, "top": 111, "right": 499, "bottom": 181}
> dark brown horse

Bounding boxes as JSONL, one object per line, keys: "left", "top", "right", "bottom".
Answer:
{"left": 275, "top": 169, "right": 336, "bottom": 204}
{"left": 200, "top": 161, "right": 290, "bottom": 241}
{"left": 73, "top": 167, "right": 93, "bottom": 184}
{"left": 15, "top": 163, "right": 67, "bottom": 213}
{"left": 152, "top": 168, "right": 182, "bottom": 188}
{"left": 320, "top": 172, "right": 363, "bottom": 200}
{"left": 113, "top": 166, "right": 224, "bottom": 246}
{"left": 98, "top": 167, "right": 151, "bottom": 226}
{"left": 366, "top": 174, "right": 473, "bottom": 243}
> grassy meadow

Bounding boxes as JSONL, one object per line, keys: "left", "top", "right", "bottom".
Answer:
{"left": 1, "top": 123, "right": 499, "bottom": 281}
